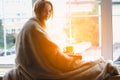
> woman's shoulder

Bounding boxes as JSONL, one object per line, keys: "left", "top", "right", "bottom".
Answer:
{"left": 22, "top": 17, "right": 39, "bottom": 31}
{"left": 25, "top": 17, "right": 39, "bottom": 27}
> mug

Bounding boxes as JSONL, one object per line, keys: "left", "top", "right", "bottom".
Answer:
{"left": 64, "top": 45, "right": 74, "bottom": 54}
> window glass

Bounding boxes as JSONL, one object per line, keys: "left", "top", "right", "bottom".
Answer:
{"left": 0, "top": 0, "right": 32, "bottom": 76}
{"left": 49, "top": 0, "right": 101, "bottom": 61}
{"left": 112, "top": 0, "right": 120, "bottom": 62}
{"left": 0, "top": 0, "right": 101, "bottom": 76}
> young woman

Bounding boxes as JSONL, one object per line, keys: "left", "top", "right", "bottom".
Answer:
{"left": 3, "top": 0, "right": 120, "bottom": 80}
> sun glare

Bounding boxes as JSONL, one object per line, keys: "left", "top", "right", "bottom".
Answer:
{"left": 46, "top": 0, "right": 101, "bottom": 60}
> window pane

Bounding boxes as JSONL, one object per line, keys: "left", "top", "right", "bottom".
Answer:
{"left": 0, "top": 0, "right": 102, "bottom": 75}
{"left": 112, "top": 0, "right": 120, "bottom": 62}
{"left": 0, "top": 0, "right": 32, "bottom": 75}
{"left": 49, "top": 0, "right": 101, "bottom": 61}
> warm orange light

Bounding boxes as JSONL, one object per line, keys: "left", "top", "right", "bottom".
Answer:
{"left": 46, "top": 1, "right": 100, "bottom": 61}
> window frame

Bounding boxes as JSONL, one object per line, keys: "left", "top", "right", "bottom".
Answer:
{"left": 101, "top": 0, "right": 113, "bottom": 60}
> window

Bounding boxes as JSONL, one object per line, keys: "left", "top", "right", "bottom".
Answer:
{"left": 0, "top": 0, "right": 118, "bottom": 77}
{"left": 0, "top": 0, "right": 32, "bottom": 76}
{"left": 101, "top": 0, "right": 120, "bottom": 62}
{"left": 112, "top": 0, "right": 120, "bottom": 62}
{"left": 48, "top": 0, "right": 101, "bottom": 61}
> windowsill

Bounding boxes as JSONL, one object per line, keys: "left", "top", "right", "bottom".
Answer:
{"left": 0, "top": 61, "right": 120, "bottom": 80}
{"left": 0, "top": 64, "right": 14, "bottom": 77}
{"left": 0, "top": 54, "right": 16, "bottom": 77}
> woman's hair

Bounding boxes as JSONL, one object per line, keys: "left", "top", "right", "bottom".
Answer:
{"left": 33, "top": 0, "right": 53, "bottom": 19}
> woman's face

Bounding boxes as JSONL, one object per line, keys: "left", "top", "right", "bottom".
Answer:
{"left": 41, "top": 3, "right": 52, "bottom": 21}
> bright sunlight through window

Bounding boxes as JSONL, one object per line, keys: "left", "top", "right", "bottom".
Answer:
{"left": 0, "top": 0, "right": 103, "bottom": 76}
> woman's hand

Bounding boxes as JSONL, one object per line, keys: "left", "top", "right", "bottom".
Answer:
{"left": 67, "top": 54, "right": 82, "bottom": 60}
